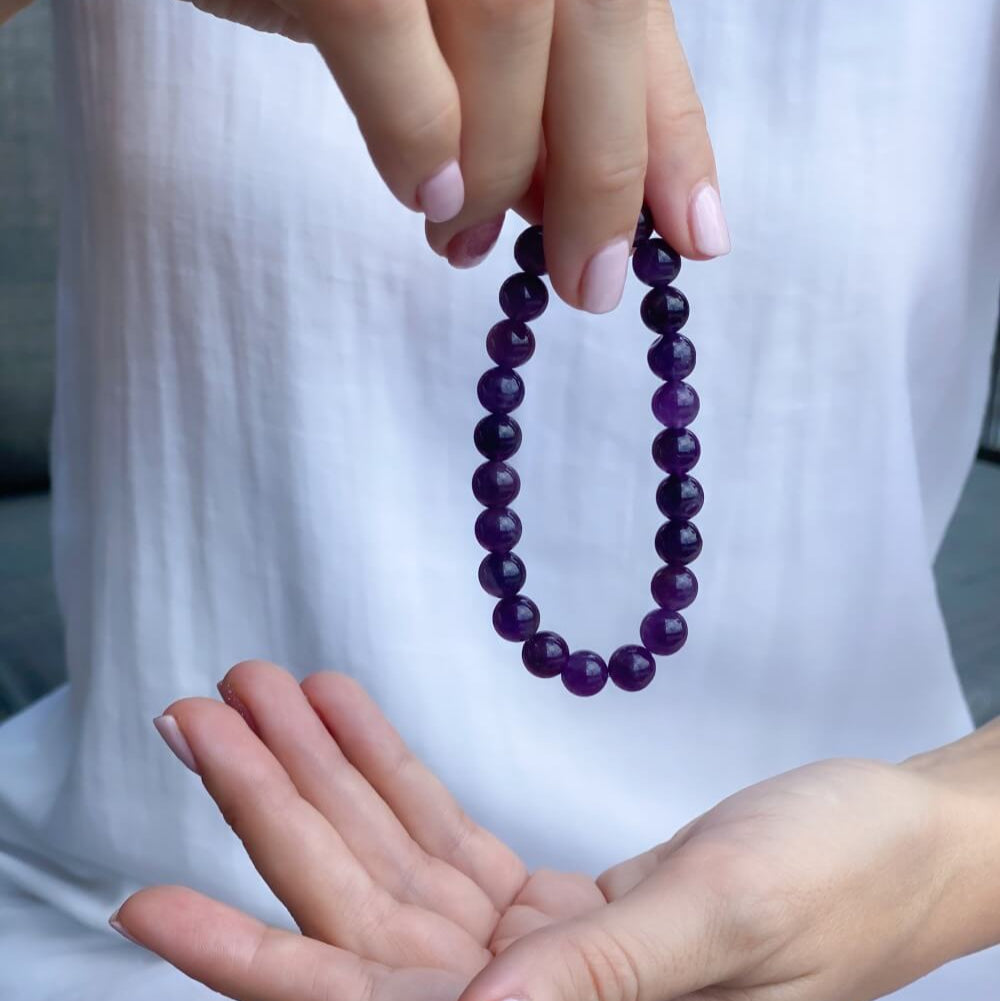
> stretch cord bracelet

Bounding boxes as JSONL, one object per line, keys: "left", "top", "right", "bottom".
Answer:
{"left": 472, "top": 206, "right": 702, "bottom": 697}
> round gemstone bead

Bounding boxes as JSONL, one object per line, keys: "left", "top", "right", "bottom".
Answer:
{"left": 475, "top": 507, "right": 522, "bottom": 552}
{"left": 513, "top": 225, "right": 547, "bottom": 276}
{"left": 640, "top": 286, "right": 690, "bottom": 333}
{"left": 652, "top": 428, "right": 701, "bottom": 474}
{"left": 561, "top": 650, "right": 609, "bottom": 697}
{"left": 474, "top": 414, "right": 522, "bottom": 460}
{"left": 499, "top": 273, "right": 548, "bottom": 322}
{"left": 493, "top": 595, "right": 540, "bottom": 641}
{"left": 486, "top": 320, "right": 535, "bottom": 368}
{"left": 654, "top": 520, "right": 703, "bottom": 565}
{"left": 472, "top": 461, "right": 520, "bottom": 507}
{"left": 608, "top": 645, "right": 656, "bottom": 692}
{"left": 652, "top": 381, "right": 700, "bottom": 428}
{"left": 632, "top": 238, "right": 681, "bottom": 287}
{"left": 478, "top": 552, "right": 526, "bottom": 598}
{"left": 477, "top": 367, "right": 524, "bottom": 414}
{"left": 650, "top": 564, "right": 698, "bottom": 610}
{"left": 521, "top": 630, "right": 569, "bottom": 678}
{"left": 634, "top": 204, "right": 654, "bottom": 245}
{"left": 656, "top": 474, "right": 704, "bottom": 519}
{"left": 647, "top": 333, "right": 695, "bottom": 381}
{"left": 640, "top": 609, "right": 688, "bottom": 656}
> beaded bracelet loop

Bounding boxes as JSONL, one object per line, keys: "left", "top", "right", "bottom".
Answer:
{"left": 472, "top": 206, "right": 702, "bottom": 696}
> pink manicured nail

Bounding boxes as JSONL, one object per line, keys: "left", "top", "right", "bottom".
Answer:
{"left": 217, "top": 680, "right": 259, "bottom": 735}
{"left": 580, "top": 238, "right": 630, "bottom": 314}
{"left": 417, "top": 160, "right": 465, "bottom": 223}
{"left": 446, "top": 215, "right": 505, "bottom": 269}
{"left": 689, "top": 181, "right": 731, "bottom": 257}
{"left": 108, "top": 911, "right": 142, "bottom": 947}
{"left": 153, "top": 714, "right": 199, "bottom": 774}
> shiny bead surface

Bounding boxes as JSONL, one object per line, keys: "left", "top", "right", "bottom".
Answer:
{"left": 522, "top": 630, "right": 569, "bottom": 678}
{"left": 652, "top": 428, "right": 701, "bottom": 474}
{"left": 474, "top": 414, "right": 522, "bottom": 460}
{"left": 499, "top": 273, "right": 548, "bottom": 322}
{"left": 478, "top": 552, "right": 526, "bottom": 597}
{"left": 472, "top": 461, "right": 520, "bottom": 507}
{"left": 640, "top": 286, "right": 689, "bottom": 333}
{"left": 513, "top": 225, "right": 547, "bottom": 275}
{"left": 493, "top": 595, "right": 540, "bottom": 641}
{"left": 486, "top": 320, "right": 535, "bottom": 368}
{"left": 608, "top": 645, "right": 656, "bottom": 691}
{"left": 652, "top": 381, "right": 700, "bottom": 428}
{"left": 656, "top": 475, "right": 704, "bottom": 519}
{"left": 477, "top": 367, "right": 524, "bottom": 414}
{"left": 650, "top": 564, "right": 698, "bottom": 610}
{"left": 647, "top": 334, "right": 695, "bottom": 381}
{"left": 562, "top": 650, "right": 609, "bottom": 697}
{"left": 639, "top": 609, "right": 688, "bottom": 656}
{"left": 475, "top": 507, "right": 522, "bottom": 552}
{"left": 632, "top": 238, "right": 681, "bottom": 287}
{"left": 634, "top": 204, "right": 654, "bottom": 245}
{"left": 654, "top": 520, "right": 702, "bottom": 564}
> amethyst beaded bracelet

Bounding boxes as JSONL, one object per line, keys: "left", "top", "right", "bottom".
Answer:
{"left": 472, "top": 206, "right": 702, "bottom": 696}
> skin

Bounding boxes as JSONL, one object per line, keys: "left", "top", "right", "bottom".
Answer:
{"left": 117, "top": 660, "right": 1000, "bottom": 1001}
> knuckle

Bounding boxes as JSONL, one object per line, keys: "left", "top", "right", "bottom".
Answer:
{"left": 319, "top": 0, "right": 412, "bottom": 29}
{"left": 467, "top": 0, "right": 551, "bottom": 25}
{"left": 384, "top": 99, "right": 460, "bottom": 166}
{"left": 561, "top": 927, "right": 642, "bottom": 1001}
{"left": 578, "top": 150, "right": 648, "bottom": 201}
{"left": 659, "top": 99, "right": 708, "bottom": 136}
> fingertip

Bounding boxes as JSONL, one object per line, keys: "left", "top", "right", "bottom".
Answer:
{"left": 687, "top": 181, "right": 731, "bottom": 258}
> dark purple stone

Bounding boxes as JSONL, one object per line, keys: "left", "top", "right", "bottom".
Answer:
{"left": 486, "top": 320, "right": 535, "bottom": 368}
{"left": 493, "top": 595, "right": 540, "bottom": 641}
{"left": 654, "top": 520, "right": 702, "bottom": 565}
{"left": 472, "top": 461, "right": 520, "bottom": 507}
{"left": 474, "top": 414, "right": 522, "bottom": 460}
{"left": 647, "top": 334, "right": 695, "bottom": 381}
{"left": 521, "top": 630, "right": 569, "bottom": 678}
{"left": 634, "top": 204, "right": 654, "bottom": 245}
{"left": 561, "top": 650, "right": 608, "bottom": 697}
{"left": 656, "top": 475, "right": 704, "bottom": 520}
{"left": 477, "top": 367, "right": 524, "bottom": 414}
{"left": 513, "top": 225, "right": 547, "bottom": 276}
{"left": 632, "top": 239, "right": 681, "bottom": 287}
{"left": 475, "top": 507, "right": 522, "bottom": 552}
{"left": 499, "top": 273, "right": 548, "bottom": 322}
{"left": 652, "top": 381, "right": 700, "bottom": 428}
{"left": 640, "top": 286, "right": 689, "bottom": 333}
{"left": 650, "top": 564, "right": 698, "bottom": 610}
{"left": 652, "top": 428, "right": 701, "bottom": 474}
{"left": 608, "top": 645, "right": 656, "bottom": 692}
{"left": 640, "top": 609, "right": 688, "bottom": 656}
{"left": 478, "top": 552, "right": 526, "bottom": 597}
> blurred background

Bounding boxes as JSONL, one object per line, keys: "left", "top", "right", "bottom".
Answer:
{"left": 1, "top": 2, "right": 998, "bottom": 725}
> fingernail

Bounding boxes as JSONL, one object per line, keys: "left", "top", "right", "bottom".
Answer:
{"left": 445, "top": 215, "right": 505, "bottom": 269}
{"left": 217, "top": 680, "right": 260, "bottom": 735}
{"left": 153, "top": 714, "right": 199, "bottom": 774}
{"left": 108, "top": 910, "right": 142, "bottom": 947}
{"left": 580, "top": 238, "right": 630, "bottom": 314}
{"left": 689, "top": 181, "right": 731, "bottom": 257}
{"left": 417, "top": 160, "right": 464, "bottom": 224}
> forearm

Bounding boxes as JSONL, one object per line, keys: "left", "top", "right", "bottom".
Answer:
{"left": 1, "top": 0, "right": 34, "bottom": 27}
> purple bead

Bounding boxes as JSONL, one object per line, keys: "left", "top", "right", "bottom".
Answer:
{"left": 654, "top": 520, "right": 702, "bottom": 565}
{"left": 640, "top": 609, "right": 688, "bottom": 656}
{"left": 493, "top": 595, "right": 540, "bottom": 641}
{"left": 486, "top": 320, "right": 535, "bottom": 368}
{"left": 634, "top": 204, "right": 654, "bottom": 245}
{"left": 474, "top": 414, "right": 522, "bottom": 460}
{"left": 640, "top": 286, "right": 689, "bottom": 333}
{"left": 499, "top": 273, "right": 548, "bottom": 322}
{"left": 650, "top": 564, "right": 698, "bottom": 610}
{"left": 656, "top": 475, "right": 704, "bottom": 519}
{"left": 608, "top": 645, "right": 656, "bottom": 692}
{"left": 475, "top": 507, "right": 522, "bottom": 552}
{"left": 632, "top": 239, "right": 681, "bottom": 287}
{"left": 472, "top": 461, "right": 520, "bottom": 506}
{"left": 513, "top": 225, "right": 547, "bottom": 276}
{"left": 652, "top": 428, "right": 701, "bottom": 474}
{"left": 652, "top": 381, "right": 700, "bottom": 428}
{"left": 647, "top": 334, "right": 695, "bottom": 381}
{"left": 561, "top": 650, "right": 608, "bottom": 697}
{"left": 521, "top": 630, "right": 569, "bottom": 678}
{"left": 477, "top": 367, "right": 524, "bottom": 414}
{"left": 478, "top": 552, "right": 526, "bottom": 597}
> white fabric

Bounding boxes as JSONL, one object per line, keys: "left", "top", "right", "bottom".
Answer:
{"left": 1, "top": 0, "right": 999, "bottom": 997}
